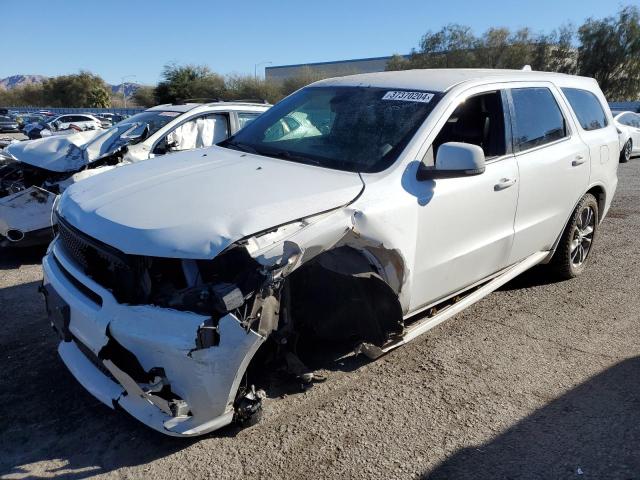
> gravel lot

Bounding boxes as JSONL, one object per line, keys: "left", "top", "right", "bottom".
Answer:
{"left": 1, "top": 158, "right": 639, "bottom": 479}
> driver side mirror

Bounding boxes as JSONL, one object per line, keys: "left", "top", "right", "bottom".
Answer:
{"left": 417, "top": 142, "right": 486, "bottom": 180}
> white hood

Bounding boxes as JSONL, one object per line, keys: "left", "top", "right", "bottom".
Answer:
{"left": 59, "top": 146, "right": 364, "bottom": 259}
{"left": 5, "top": 123, "right": 142, "bottom": 173}
{"left": 5, "top": 130, "right": 103, "bottom": 172}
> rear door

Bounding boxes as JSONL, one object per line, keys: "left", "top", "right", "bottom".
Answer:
{"left": 507, "top": 85, "right": 590, "bottom": 264}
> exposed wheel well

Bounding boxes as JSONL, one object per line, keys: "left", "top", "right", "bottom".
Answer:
{"left": 586, "top": 185, "right": 606, "bottom": 221}
{"left": 243, "top": 246, "right": 404, "bottom": 377}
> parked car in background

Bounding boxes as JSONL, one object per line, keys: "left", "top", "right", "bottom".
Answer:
{"left": 613, "top": 111, "right": 640, "bottom": 163}
{"left": 91, "top": 115, "right": 113, "bottom": 129}
{"left": 23, "top": 113, "right": 103, "bottom": 139}
{"left": 16, "top": 114, "right": 45, "bottom": 130}
{"left": 0, "top": 101, "right": 269, "bottom": 246}
{"left": 0, "top": 115, "right": 20, "bottom": 132}
{"left": 50, "top": 113, "right": 103, "bottom": 131}
{"left": 99, "top": 112, "right": 127, "bottom": 124}
{"left": 43, "top": 69, "right": 618, "bottom": 436}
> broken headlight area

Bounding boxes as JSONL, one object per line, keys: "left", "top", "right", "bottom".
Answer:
{"left": 57, "top": 213, "right": 272, "bottom": 334}
{"left": 0, "top": 161, "right": 68, "bottom": 198}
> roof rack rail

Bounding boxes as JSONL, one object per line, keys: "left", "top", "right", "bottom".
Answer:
{"left": 175, "top": 98, "right": 221, "bottom": 104}
{"left": 231, "top": 98, "right": 270, "bottom": 104}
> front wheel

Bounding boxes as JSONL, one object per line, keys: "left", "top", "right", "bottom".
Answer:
{"left": 620, "top": 139, "right": 632, "bottom": 163}
{"left": 550, "top": 193, "right": 598, "bottom": 280}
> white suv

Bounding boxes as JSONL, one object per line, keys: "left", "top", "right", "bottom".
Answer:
{"left": 52, "top": 113, "right": 103, "bottom": 131}
{"left": 0, "top": 101, "right": 269, "bottom": 246}
{"left": 43, "top": 69, "right": 618, "bottom": 436}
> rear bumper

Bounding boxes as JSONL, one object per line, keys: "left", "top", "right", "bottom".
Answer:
{"left": 43, "top": 240, "right": 264, "bottom": 437}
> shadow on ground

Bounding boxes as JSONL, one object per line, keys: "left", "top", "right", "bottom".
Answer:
{"left": 0, "top": 245, "right": 47, "bottom": 269}
{"left": 423, "top": 357, "right": 640, "bottom": 479}
{"left": 0, "top": 279, "right": 199, "bottom": 479}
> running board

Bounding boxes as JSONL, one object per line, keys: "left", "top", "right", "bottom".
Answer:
{"left": 358, "top": 251, "right": 549, "bottom": 359}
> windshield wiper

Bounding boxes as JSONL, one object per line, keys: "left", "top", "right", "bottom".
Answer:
{"left": 221, "top": 140, "right": 259, "bottom": 154}
{"left": 259, "top": 149, "right": 321, "bottom": 165}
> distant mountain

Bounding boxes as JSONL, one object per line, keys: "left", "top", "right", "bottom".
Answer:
{"left": 0, "top": 75, "right": 143, "bottom": 97}
{"left": 110, "top": 83, "right": 140, "bottom": 97}
{"left": 0, "top": 74, "right": 47, "bottom": 90}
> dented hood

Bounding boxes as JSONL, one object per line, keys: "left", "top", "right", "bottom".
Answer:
{"left": 5, "top": 123, "right": 141, "bottom": 173}
{"left": 59, "top": 146, "right": 364, "bottom": 258}
{"left": 5, "top": 130, "right": 103, "bottom": 172}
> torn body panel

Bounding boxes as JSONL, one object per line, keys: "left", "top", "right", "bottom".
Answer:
{"left": 0, "top": 161, "right": 113, "bottom": 246}
{"left": 43, "top": 243, "right": 264, "bottom": 437}
{"left": 0, "top": 187, "right": 55, "bottom": 246}
{"left": 43, "top": 195, "right": 410, "bottom": 435}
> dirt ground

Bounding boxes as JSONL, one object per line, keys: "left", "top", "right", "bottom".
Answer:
{"left": 1, "top": 158, "right": 639, "bottom": 479}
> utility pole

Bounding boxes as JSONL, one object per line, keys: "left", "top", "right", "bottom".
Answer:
{"left": 121, "top": 75, "right": 136, "bottom": 109}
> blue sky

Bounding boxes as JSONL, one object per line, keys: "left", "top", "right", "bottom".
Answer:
{"left": 3, "top": 0, "right": 634, "bottom": 85}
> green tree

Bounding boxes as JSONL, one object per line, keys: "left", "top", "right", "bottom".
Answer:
{"left": 417, "top": 24, "right": 478, "bottom": 68}
{"left": 225, "top": 75, "right": 282, "bottom": 103}
{"left": 154, "top": 64, "right": 226, "bottom": 104}
{"left": 532, "top": 25, "right": 577, "bottom": 73}
{"left": 385, "top": 54, "right": 412, "bottom": 71}
{"left": 578, "top": 5, "right": 640, "bottom": 100}
{"left": 131, "top": 85, "right": 156, "bottom": 107}
{"left": 41, "top": 71, "right": 111, "bottom": 107}
{"left": 87, "top": 85, "right": 111, "bottom": 108}
{"left": 280, "top": 66, "right": 327, "bottom": 96}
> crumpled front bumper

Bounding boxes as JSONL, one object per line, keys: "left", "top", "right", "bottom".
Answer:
{"left": 42, "top": 240, "right": 264, "bottom": 437}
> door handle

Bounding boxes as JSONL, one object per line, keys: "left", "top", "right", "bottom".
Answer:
{"left": 494, "top": 178, "right": 517, "bottom": 191}
{"left": 572, "top": 155, "right": 586, "bottom": 166}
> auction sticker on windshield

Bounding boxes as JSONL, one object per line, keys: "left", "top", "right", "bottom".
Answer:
{"left": 382, "top": 91, "right": 434, "bottom": 103}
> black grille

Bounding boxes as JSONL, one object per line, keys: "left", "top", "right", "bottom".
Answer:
{"left": 56, "top": 215, "right": 147, "bottom": 303}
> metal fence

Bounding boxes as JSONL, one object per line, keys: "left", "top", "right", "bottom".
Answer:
{"left": 8, "top": 106, "right": 146, "bottom": 115}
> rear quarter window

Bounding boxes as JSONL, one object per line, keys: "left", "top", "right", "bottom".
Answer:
{"left": 562, "top": 87, "right": 608, "bottom": 131}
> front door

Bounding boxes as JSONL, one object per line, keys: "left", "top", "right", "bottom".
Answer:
{"left": 410, "top": 90, "right": 519, "bottom": 311}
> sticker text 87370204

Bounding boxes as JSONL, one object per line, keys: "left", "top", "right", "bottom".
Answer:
{"left": 382, "top": 91, "right": 434, "bottom": 103}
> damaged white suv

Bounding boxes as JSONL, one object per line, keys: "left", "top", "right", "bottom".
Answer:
{"left": 0, "top": 101, "right": 269, "bottom": 246}
{"left": 43, "top": 69, "right": 618, "bottom": 436}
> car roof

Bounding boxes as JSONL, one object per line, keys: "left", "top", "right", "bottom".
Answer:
{"left": 314, "top": 68, "right": 599, "bottom": 93}
{"left": 146, "top": 102, "right": 270, "bottom": 115}
{"left": 613, "top": 111, "right": 637, "bottom": 118}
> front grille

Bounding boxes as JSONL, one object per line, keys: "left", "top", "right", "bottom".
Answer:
{"left": 56, "top": 214, "right": 147, "bottom": 303}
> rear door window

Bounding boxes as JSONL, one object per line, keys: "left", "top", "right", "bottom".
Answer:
{"left": 510, "top": 87, "right": 567, "bottom": 152}
{"left": 562, "top": 87, "right": 608, "bottom": 131}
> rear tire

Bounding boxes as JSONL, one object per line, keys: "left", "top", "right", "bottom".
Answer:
{"left": 550, "top": 193, "right": 598, "bottom": 280}
{"left": 620, "top": 139, "right": 632, "bottom": 163}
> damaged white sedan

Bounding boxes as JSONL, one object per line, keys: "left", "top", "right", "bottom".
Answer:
{"left": 43, "top": 69, "right": 618, "bottom": 436}
{"left": 0, "top": 101, "right": 269, "bottom": 246}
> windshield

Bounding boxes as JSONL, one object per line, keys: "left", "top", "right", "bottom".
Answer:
{"left": 111, "top": 110, "right": 179, "bottom": 135}
{"left": 79, "top": 110, "right": 182, "bottom": 161}
{"left": 221, "top": 86, "right": 441, "bottom": 173}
